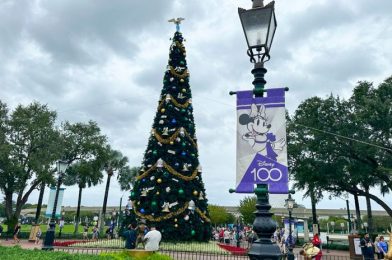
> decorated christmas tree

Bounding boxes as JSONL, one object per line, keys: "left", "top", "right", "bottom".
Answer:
{"left": 129, "top": 23, "right": 211, "bottom": 241}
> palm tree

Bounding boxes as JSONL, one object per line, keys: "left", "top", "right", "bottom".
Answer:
{"left": 63, "top": 160, "right": 103, "bottom": 233}
{"left": 100, "top": 148, "right": 129, "bottom": 232}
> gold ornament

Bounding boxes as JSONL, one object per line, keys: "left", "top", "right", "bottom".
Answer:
{"left": 157, "top": 178, "right": 162, "bottom": 184}
{"left": 170, "top": 141, "right": 174, "bottom": 145}
{"left": 161, "top": 108, "right": 166, "bottom": 113}
{"left": 180, "top": 79, "right": 185, "bottom": 83}
{"left": 174, "top": 218, "right": 177, "bottom": 222}
{"left": 193, "top": 190, "right": 198, "bottom": 196}
{"left": 156, "top": 191, "right": 160, "bottom": 195}
{"left": 182, "top": 88, "right": 186, "bottom": 93}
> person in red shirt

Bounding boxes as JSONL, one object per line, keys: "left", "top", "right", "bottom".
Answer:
{"left": 312, "top": 233, "right": 321, "bottom": 249}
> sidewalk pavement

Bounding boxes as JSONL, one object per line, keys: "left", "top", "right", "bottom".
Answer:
{"left": 0, "top": 239, "right": 42, "bottom": 249}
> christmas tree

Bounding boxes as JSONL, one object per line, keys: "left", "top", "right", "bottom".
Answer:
{"left": 130, "top": 25, "right": 211, "bottom": 241}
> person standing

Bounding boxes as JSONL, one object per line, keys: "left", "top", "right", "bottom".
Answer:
{"left": 83, "top": 225, "right": 89, "bottom": 240}
{"left": 143, "top": 225, "right": 162, "bottom": 251}
{"left": 377, "top": 236, "right": 388, "bottom": 259}
{"left": 312, "top": 233, "right": 322, "bottom": 249}
{"left": 224, "top": 228, "right": 230, "bottom": 244}
{"left": 360, "top": 233, "right": 375, "bottom": 260}
{"left": 13, "top": 223, "right": 21, "bottom": 244}
{"left": 123, "top": 223, "right": 137, "bottom": 249}
{"left": 35, "top": 227, "right": 42, "bottom": 245}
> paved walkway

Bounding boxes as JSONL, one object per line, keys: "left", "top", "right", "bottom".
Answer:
{"left": 0, "top": 239, "right": 42, "bottom": 249}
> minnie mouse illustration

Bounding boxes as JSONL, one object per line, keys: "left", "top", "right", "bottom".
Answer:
{"left": 239, "top": 103, "right": 286, "bottom": 161}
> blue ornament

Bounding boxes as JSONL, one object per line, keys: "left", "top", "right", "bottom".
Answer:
{"left": 175, "top": 162, "right": 179, "bottom": 167}
{"left": 181, "top": 151, "right": 186, "bottom": 156}
{"left": 142, "top": 178, "right": 146, "bottom": 182}
{"left": 171, "top": 119, "right": 177, "bottom": 124}
{"left": 140, "top": 208, "right": 145, "bottom": 213}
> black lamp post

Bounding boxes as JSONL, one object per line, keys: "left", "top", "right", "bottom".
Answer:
{"left": 238, "top": 1, "right": 280, "bottom": 259}
{"left": 43, "top": 160, "right": 68, "bottom": 250}
{"left": 285, "top": 192, "right": 295, "bottom": 260}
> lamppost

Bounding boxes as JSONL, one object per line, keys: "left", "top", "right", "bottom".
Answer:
{"left": 237, "top": 1, "right": 279, "bottom": 259}
{"left": 285, "top": 191, "right": 296, "bottom": 260}
{"left": 340, "top": 222, "right": 345, "bottom": 234}
{"left": 43, "top": 160, "right": 68, "bottom": 250}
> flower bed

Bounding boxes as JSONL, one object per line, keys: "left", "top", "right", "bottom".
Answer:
{"left": 217, "top": 243, "right": 248, "bottom": 255}
{"left": 53, "top": 240, "right": 88, "bottom": 247}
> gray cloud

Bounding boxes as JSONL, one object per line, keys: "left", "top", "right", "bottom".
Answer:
{"left": 1, "top": 0, "right": 391, "bottom": 209}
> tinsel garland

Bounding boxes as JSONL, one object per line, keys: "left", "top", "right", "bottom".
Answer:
{"left": 196, "top": 208, "right": 211, "bottom": 222}
{"left": 158, "top": 96, "right": 191, "bottom": 110}
{"left": 169, "top": 66, "right": 189, "bottom": 79}
{"left": 133, "top": 202, "right": 211, "bottom": 223}
{"left": 153, "top": 127, "right": 197, "bottom": 148}
{"left": 136, "top": 159, "right": 200, "bottom": 181}
{"left": 133, "top": 202, "right": 189, "bottom": 222}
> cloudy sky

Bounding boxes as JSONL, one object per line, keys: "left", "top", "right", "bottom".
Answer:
{"left": 1, "top": 0, "right": 391, "bottom": 212}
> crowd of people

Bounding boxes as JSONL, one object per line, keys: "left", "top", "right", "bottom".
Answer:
{"left": 361, "top": 233, "right": 389, "bottom": 260}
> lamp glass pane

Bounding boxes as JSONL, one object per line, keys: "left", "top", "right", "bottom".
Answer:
{"left": 266, "top": 10, "right": 276, "bottom": 51}
{"left": 57, "top": 160, "right": 68, "bottom": 173}
{"left": 240, "top": 7, "right": 272, "bottom": 48}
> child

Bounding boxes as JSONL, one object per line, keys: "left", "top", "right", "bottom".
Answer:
{"left": 35, "top": 227, "right": 42, "bottom": 244}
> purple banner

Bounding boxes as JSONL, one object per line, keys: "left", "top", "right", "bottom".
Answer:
{"left": 235, "top": 88, "right": 288, "bottom": 194}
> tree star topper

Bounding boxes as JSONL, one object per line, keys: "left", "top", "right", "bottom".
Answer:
{"left": 168, "top": 17, "right": 185, "bottom": 32}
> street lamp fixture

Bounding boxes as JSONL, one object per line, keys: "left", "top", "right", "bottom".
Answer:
{"left": 43, "top": 160, "right": 68, "bottom": 250}
{"left": 238, "top": 0, "right": 277, "bottom": 97}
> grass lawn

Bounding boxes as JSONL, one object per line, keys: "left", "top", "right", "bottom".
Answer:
{"left": 0, "top": 246, "right": 173, "bottom": 260}
{"left": 71, "top": 239, "right": 229, "bottom": 254}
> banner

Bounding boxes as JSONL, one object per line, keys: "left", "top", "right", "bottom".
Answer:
{"left": 45, "top": 187, "right": 65, "bottom": 218}
{"left": 236, "top": 88, "right": 288, "bottom": 194}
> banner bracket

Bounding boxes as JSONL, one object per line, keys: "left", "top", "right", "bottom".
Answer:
{"left": 229, "top": 87, "right": 289, "bottom": 96}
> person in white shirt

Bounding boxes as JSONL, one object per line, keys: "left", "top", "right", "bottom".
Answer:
{"left": 224, "top": 228, "right": 231, "bottom": 244}
{"left": 144, "top": 225, "right": 162, "bottom": 251}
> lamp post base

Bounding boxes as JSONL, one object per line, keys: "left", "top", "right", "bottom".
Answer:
{"left": 42, "top": 221, "right": 56, "bottom": 250}
{"left": 248, "top": 241, "right": 281, "bottom": 260}
{"left": 248, "top": 184, "right": 281, "bottom": 260}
